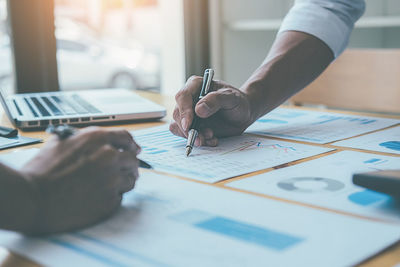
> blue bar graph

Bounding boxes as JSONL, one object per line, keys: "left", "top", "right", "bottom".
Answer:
{"left": 363, "top": 158, "right": 381, "bottom": 164}
{"left": 170, "top": 210, "right": 304, "bottom": 251}
{"left": 348, "top": 190, "right": 391, "bottom": 206}
{"left": 379, "top": 141, "right": 400, "bottom": 152}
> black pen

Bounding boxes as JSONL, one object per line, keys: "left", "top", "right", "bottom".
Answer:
{"left": 46, "top": 124, "right": 152, "bottom": 169}
{"left": 186, "top": 69, "right": 214, "bottom": 157}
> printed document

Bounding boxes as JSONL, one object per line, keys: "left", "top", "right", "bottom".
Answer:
{"left": 246, "top": 107, "right": 399, "bottom": 144}
{"left": 333, "top": 126, "right": 400, "bottom": 154}
{"left": 0, "top": 137, "right": 18, "bottom": 148}
{"left": 0, "top": 172, "right": 399, "bottom": 267}
{"left": 131, "top": 125, "right": 332, "bottom": 182}
{"left": 228, "top": 151, "right": 400, "bottom": 222}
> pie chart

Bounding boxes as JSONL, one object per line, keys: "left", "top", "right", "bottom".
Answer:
{"left": 379, "top": 141, "right": 400, "bottom": 151}
{"left": 277, "top": 177, "right": 345, "bottom": 193}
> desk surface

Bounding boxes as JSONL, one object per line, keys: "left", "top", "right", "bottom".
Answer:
{"left": 0, "top": 91, "right": 399, "bottom": 267}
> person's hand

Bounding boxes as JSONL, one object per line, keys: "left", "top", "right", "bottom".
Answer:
{"left": 170, "top": 76, "right": 255, "bottom": 146}
{"left": 21, "top": 127, "right": 140, "bottom": 235}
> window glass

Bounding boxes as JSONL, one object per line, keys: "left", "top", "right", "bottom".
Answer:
{"left": 0, "top": 0, "right": 15, "bottom": 95}
{"left": 55, "top": 0, "right": 162, "bottom": 92}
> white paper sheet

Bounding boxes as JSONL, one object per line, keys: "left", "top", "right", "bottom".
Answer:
{"left": 333, "top": 126, "right": 400, "bottom": 154}
{"left": 0, "top": 137, "right": 18, "bottom": 148}
{"left": 131, "top": 125, "right": 332, "bottom": 182}
{"left": 246, "top": 107, "right": 399, "bottom": 144}
{"left": 1, "top": 172, "right": 399, "bottom": 267}
{"left": 0, "top": 148, "right": 39, "bottom": 169}
{"left": 228, "top": 151, "right": 400, "bottom": 222}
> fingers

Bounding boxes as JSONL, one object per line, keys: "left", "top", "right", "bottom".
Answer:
{"left": 117, "top": 151, "right": 139, "bottom": 193}
{"left": 174, "top": 76, "right": 203, "bottom": 133}
{"left": 87, "top": 145, "right": 139, "bottom": 194}
{"left": 195, "top": 88, "right": 241, "bottom": 118}
{"left": 72, "top": 127, "right": 141, "bottom": 155}
{"left": 202, "top": 128, "right": 218, "bottom": 147}
{"left": 170, "top": 122, "right": 218, "bottom": 147}
{"left": 195, "top": 128, "right": 218, "bottom": 147}
{"left": 172, "top": 107, "right": 188, "bottom": 137}
{"left": 169, "top": 121, "right": 186, "bottom": 138}
{"left": 87, "top": 144, "right": 119, "bottom": 169}
{"left": 106, "top": 129, "right": 140, "bottom": 153}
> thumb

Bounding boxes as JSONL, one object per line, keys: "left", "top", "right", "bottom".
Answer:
{"left": 195, "top": 88, "right": 241, "bottom": 118}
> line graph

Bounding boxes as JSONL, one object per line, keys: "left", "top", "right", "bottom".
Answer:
{"left": 222, "top": 141, "right": 297, "bottom": 155}
{"left": 131, "top": 126, "right": 331, "bottom": 182}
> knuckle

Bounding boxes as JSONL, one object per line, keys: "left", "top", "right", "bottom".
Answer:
{"left": 180, "top": 109, "right": 192, "bottom": 116}
{"left": 219, "top": 87, "right": 235, "bottom": 95}
{"left": 174, "top": 90, "right": 183, "bottom": 101}
{"left": 205, "top": 91, "right": 219, "bottom": 102}
{"left": 100, "top": 144, "right": 117, "bottom": 155}
{"left": 172, "top": 108, "right": 180, "bottom": 120}
{"left": 188, "top": 75, "right": 202, "bottom": 83}
{"left": 115, "top": 129, "right": 134, "bottom": 142}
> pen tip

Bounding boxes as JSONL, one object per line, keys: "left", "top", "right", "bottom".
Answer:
{"left": 185, "top": 147, "right": 192, "bottom": 157}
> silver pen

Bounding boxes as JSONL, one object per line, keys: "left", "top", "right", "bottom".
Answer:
{"left": 185, "top": 69, "right": 214, "bottom": 157}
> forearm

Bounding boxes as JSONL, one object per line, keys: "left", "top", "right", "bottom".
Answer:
{"left": 0, "top": 164, "right": 37, "bottom": 233}
{"left": 241, "top": 31, "right": 334, "bottom": 119}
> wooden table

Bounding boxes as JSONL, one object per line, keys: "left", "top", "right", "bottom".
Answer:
{"left": 0, "top": 91, "right": 399, "bottom": 267}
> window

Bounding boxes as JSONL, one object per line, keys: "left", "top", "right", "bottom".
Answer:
{"left": 54, "top": 0, "right": 185, "bottom": 93}
{"left": 0, "top": 0, "right": 14, "bottom": 95}
{"left": 4, "top": 0, "right": 187, "bottom": 95}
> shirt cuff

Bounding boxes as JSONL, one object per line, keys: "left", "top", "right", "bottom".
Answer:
{"left": 278, "top": 2, "right": 356, "bottom": 58}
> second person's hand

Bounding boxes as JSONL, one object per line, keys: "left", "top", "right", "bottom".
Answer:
{"left": 170, "top": 76, "right": 255, "bottom": 147}
{"left": 20, "top": 127, "right": 140, "bottom": 235}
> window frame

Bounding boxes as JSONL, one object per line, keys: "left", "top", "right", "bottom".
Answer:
{"left": 7, "top": 0, "right": 59, "bottom": 93}
{"left": 6, "top": 0, "right": 210, "bottom": 94}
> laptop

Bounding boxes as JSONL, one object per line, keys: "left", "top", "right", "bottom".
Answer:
{"left": 0, "top": 88, "right": 166, "bottom": 130}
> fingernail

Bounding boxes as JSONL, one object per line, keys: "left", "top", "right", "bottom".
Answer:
{"left": 197, "top": 103, "right": 211, "bottom": 117}
{"left": 181, "top": 118, "right": 188, "bottom": 131}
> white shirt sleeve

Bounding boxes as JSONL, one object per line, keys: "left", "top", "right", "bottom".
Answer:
{"left": 278, "top": 0, "right": 366, "bottom": 58}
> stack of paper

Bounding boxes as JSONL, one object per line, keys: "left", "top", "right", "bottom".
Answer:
{"left": 0, "top": 172, "right": 399, "bottom": 267}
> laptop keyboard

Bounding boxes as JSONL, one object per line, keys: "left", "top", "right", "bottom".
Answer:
{"left": 23, "top": 98, "right": 39, "bottom": 117}
{"left": 51, "top": 96, "right": 79, "bottom": 115}
{"left": 31, "top": 97, "right": 51, "bottom": 117}
{"left": 71, "top": 94, "right": 101, "bottom": 114}
{"left": 27, "top": 94, "right": 101, "bottom": 118}
{"left": 41, "top": 97, "right": 62, "bottom": 116}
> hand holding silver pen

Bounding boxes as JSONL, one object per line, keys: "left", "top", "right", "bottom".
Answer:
{"left": 185, "top": 69, "right": 214, "bottom": 156}
{"left": 170, "top": 70, "right": 254, "bottom": 152}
